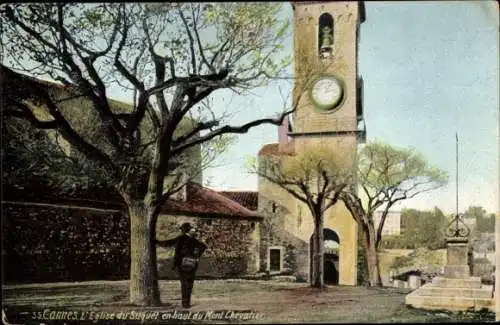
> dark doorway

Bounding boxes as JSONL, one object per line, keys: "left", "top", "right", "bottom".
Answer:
{"left": 324, "top": 253, "right": 339, "bottom": 284}
{"left": 309, "top": 228, "right": 340, "bottom": 284}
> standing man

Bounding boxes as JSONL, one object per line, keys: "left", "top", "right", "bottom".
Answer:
{"left": 157, "top": 222, "right": 207, "bottom": 309}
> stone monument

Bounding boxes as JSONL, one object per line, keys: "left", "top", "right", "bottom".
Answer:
{"left": 406, "top": 134, "right": 494, "bottom": 311}
{"left": 405, "top": 214, "right": 494, "bottom": 311}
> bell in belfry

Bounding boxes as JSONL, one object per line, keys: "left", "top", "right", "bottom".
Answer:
{"left": 320, "top": 26, "right": 333, "bottom": 58}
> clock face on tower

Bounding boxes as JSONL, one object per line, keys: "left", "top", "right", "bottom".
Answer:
{"left": 309, "top": 75, "right": 344, "bottom": 111}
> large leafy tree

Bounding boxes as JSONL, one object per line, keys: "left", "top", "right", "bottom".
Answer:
{"left": 340, "top": 141, "right": 448, "bottom": 286}
{"left": 250, "top": 145, "right": 354, "bottom": 287}
{"left": 1, "top": 3, "right": 298, "bottom": 306}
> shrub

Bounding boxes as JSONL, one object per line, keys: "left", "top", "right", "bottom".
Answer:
{"left": 381, "top": 235, "right": 413, "bottom": 249}
{"left": 473, "top": 257, "right": 495, "bottom": 284}
{"left": 391, "top": 255, "right": 413, "bottom": 270}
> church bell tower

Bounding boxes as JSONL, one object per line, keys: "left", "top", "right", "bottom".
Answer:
{"left": 291, "top": 1, "right": 365, "bottom": 140}
{"left": 289, "top": 1, "right": 366, "bottom": 285}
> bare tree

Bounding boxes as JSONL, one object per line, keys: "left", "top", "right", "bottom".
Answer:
{"left": 1, "top": 3, "right": 299, "bottom": 306}
{"left": 340, "top": 141, "right": 448, "bottom": 286}
{"left": 249, "top": 145, "right": 354, "bottom": 287}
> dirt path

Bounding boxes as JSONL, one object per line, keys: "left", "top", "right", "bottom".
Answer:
{"left": 2, "top": 279, "right": 463, "bottom": 323}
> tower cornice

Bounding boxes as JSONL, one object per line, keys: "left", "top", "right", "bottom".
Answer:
{"left": 291, "top": 1, "right": 366, "bottom": 23}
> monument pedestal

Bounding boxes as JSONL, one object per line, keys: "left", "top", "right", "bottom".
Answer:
{"left": 405, "top": 234, "right": 494, "bottom": 311}
{"left": 405, "top": 276, "right": 493, "bottom": 311}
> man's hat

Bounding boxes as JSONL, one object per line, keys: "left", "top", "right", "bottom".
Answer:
{"left": 180, "top": 222, "right": 192, "bottom": 233}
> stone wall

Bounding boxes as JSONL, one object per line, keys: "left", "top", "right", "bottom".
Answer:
{"left": 156, "top": 214, "right": 261, "bottom": 279}
{"left": 2, "top": 202, "right": 130, "bottom": 283}
{"left": 257, "top": 192, "right": 309, "bottom": 280}
{"left": 3, "top": 203, "right": 262, "bottom": 283}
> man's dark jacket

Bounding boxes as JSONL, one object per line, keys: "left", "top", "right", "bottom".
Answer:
{"left": 157, "top": 234, "right": 207, "bottom": 270}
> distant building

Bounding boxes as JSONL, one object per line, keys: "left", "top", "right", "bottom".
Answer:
{"left": 373, "top": 211, "right": 402, "bottom": 236}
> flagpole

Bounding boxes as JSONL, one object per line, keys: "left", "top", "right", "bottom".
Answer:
{"left": 456, "top": 133, "right": 458, "bottom": 217}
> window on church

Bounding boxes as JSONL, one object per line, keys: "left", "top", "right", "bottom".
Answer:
{"left": 269, "top": 248, "right": 281, "bottom": 272}
{"left": 271, "top": 202, "right": 277, "bottom": 213}
{"left": 318, "top": 13, "right": 334, "bottom": 59}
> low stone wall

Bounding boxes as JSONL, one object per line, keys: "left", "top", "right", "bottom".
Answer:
{"left": 156, "top": 214, "right": 260, "bottom": 278}
{"left": 4, "top": 202, "right": 261, "bottom": 283}
{"left": 2, "top": 201, "right": 130, "bottom": 283}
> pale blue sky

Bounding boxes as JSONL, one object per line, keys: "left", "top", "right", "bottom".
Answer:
{"left": 202, "top": 1, "right": 499, "bottom": 215}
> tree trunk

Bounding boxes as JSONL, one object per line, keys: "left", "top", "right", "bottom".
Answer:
{"left": 363, "top": 229, "right": 382, "bottom": 287}
{"left": 127, "top": 200, "right": 161, "bottom": 306}
{"left": 311, "top": 213, "right": 324, "bottom": 288}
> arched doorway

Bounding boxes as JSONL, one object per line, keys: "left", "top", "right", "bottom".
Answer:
{"left": 309, "top": 228, "right": 340, "bottom": 285}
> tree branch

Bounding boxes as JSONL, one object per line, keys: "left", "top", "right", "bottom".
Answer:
{"left": 172, "top": 120, "right": 219, "bottom": 147}
{"left": 178, "top": 6, "right": 197, "bottom": 74}
{"left": 172, "top": 109, "right": 294, "bottom": 156}
{"left": 190, "top": 4, "right": 214, "bottom": 73}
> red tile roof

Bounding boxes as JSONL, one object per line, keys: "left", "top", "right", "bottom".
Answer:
{"left": 219, "top": 191, "right": 258, "bottom": 211}
{"left": 162, "top": 183, "right": 261, "bottom": 219}
{"left": 5, "top": 178, "right": 259, "bottom": 219}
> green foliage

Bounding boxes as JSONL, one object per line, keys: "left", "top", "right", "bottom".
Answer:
{"left": 408, "top": 307, "right": 496, "bottom": 322}
{"left": 2, "top": 117, "right": 108, "bottom": 191}
{"left": 381, "top": 235, "right": 410, "bottom": 250}
{"left": 464, "top": 206, "right": 495, "bottom": 233}
{"left": 382, "top": 207, "right": 447, "bottom": 250}
{"left": 388, "top": 248, "right": 446, "bottom": 272}
{"left": 1, "top": 2, "right": 289, "bottom": 194}
{"left": 451, "top": 308, "right": 495, "bottom": 322}
{"left": 252, "top": 144, "right": 355, "bottom": 211}
{"left": 390, "top": 255, "right": 413, "bottom": 270}
{"left": 342, "top": 141, "right": 448, "bottom": 286}
{"left": 357, "top": 141, "right": 448, "bottom": 209}
{"left": 200, "top": 3, "right": 290, "bottom": 82}
{"left": 472, "top": 257, "right": 495, "bottom": 284}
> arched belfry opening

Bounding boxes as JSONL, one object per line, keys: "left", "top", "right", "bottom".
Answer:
{"left": 318, "top": 13, "right": 334, "bottom": 59}
{"left": 309, "top": 228, "right": 340, "bottom": 285}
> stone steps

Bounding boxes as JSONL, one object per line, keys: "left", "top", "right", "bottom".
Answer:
{"left": 431, "top": 276, "right": 482, "bottom": 288}
{"left": 416, "top": 285, "right": 493, "bottom": 299}
{"left": 405, "top": 289, "right": 494, "bottom": 311}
